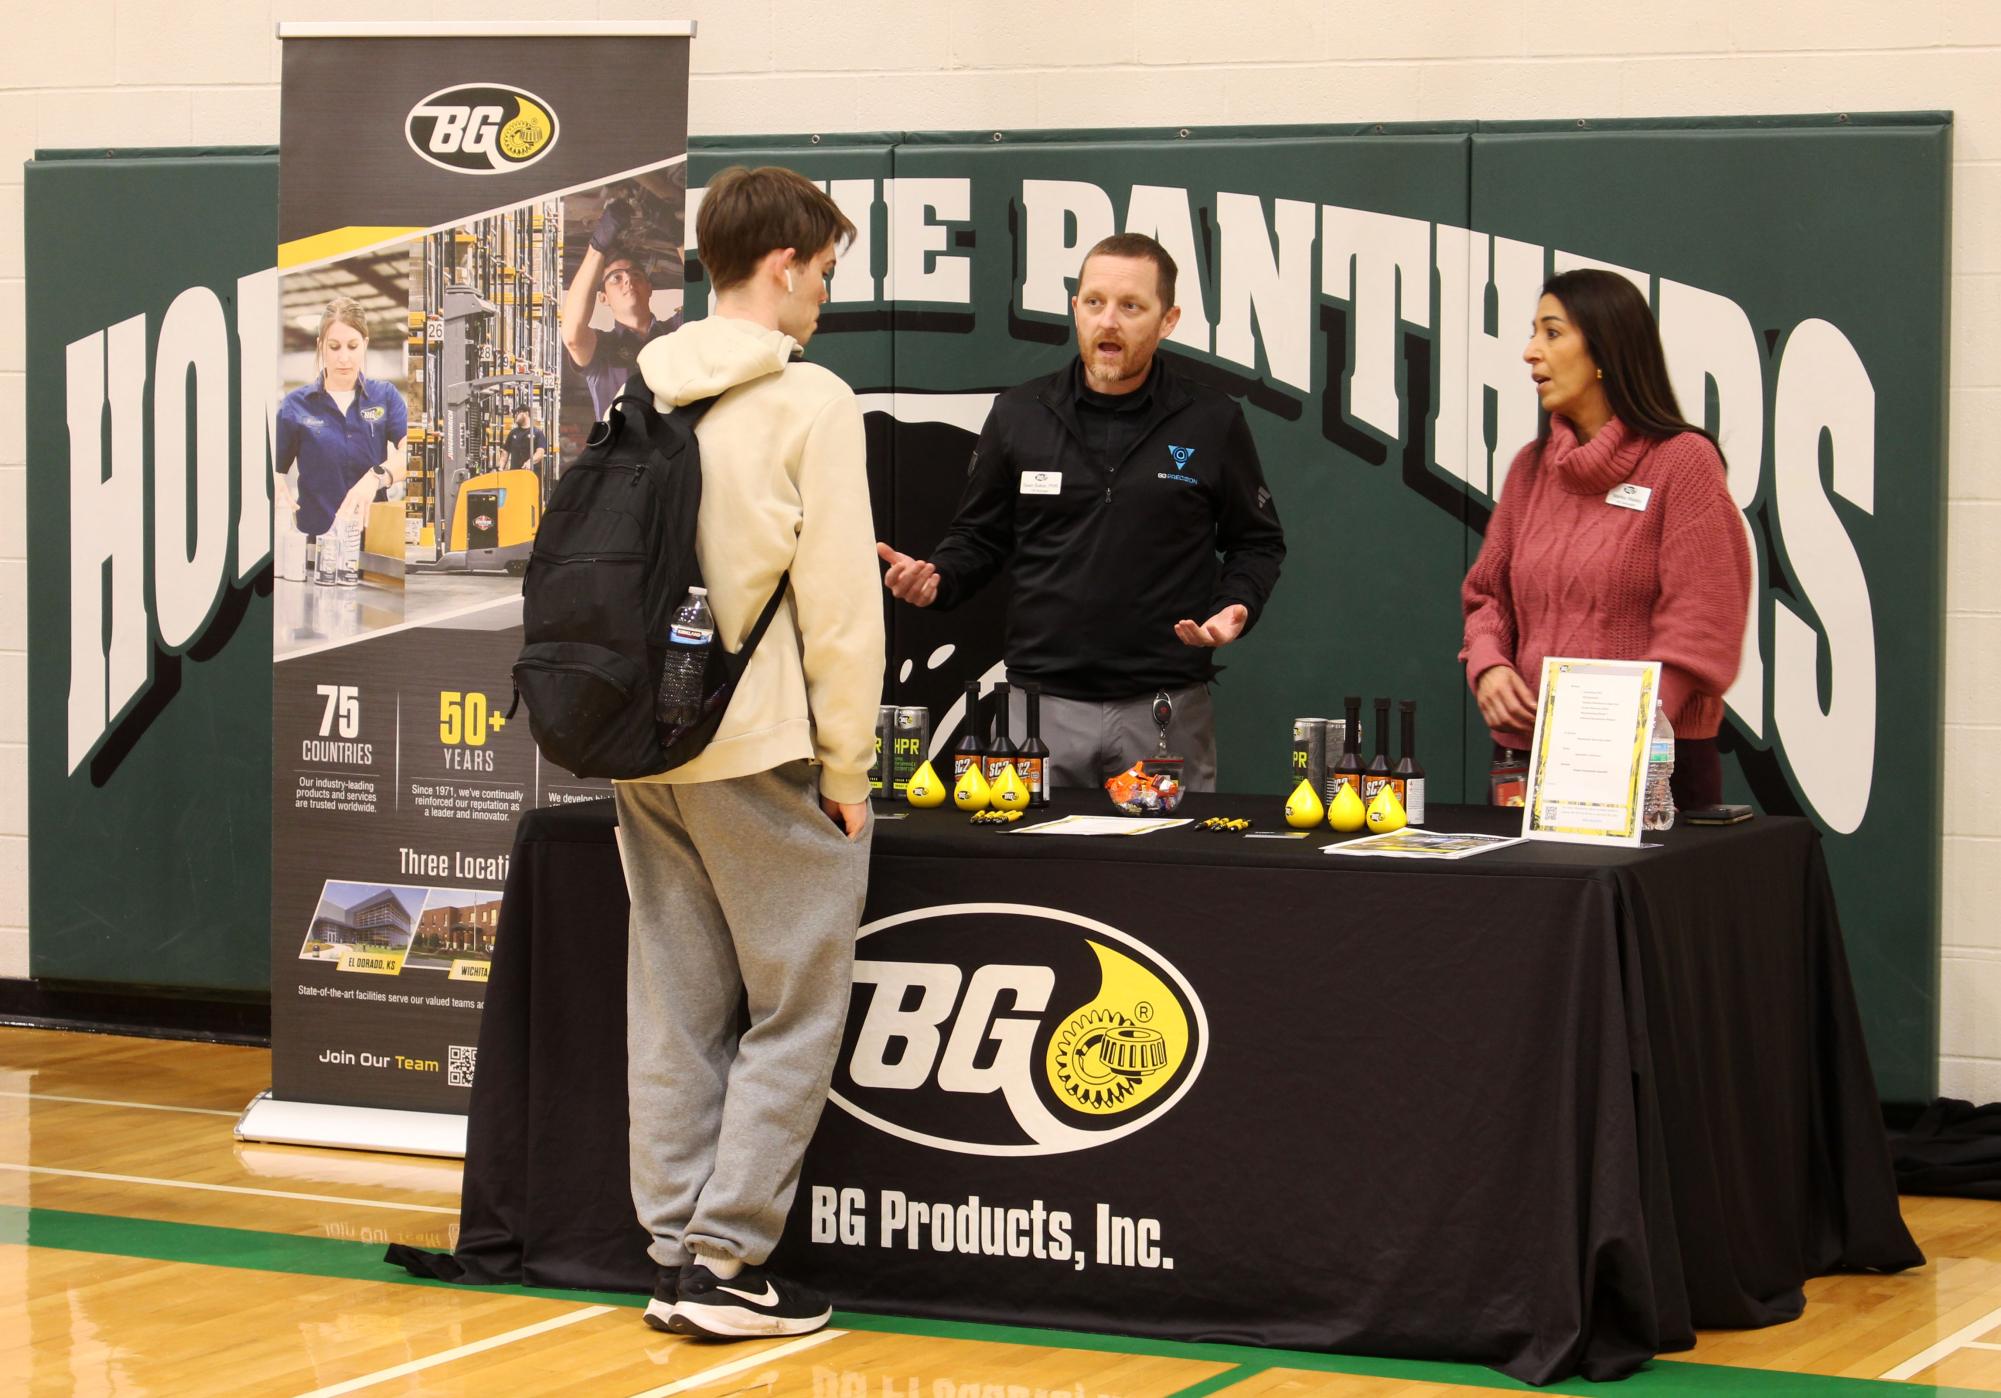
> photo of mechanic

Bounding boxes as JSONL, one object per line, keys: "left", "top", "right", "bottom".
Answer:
{"left": 559, "top": 166, "right": 686, "bottom": 426}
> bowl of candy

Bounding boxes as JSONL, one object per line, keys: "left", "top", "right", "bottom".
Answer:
{"left": 1105, "top": 757, "right": 1186, "bottom": 815}
{"left": 1105, "top": 690, "right": 1190, "bottom": 815}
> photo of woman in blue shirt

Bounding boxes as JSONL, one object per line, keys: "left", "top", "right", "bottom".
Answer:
{"left": 276, "top": 297, "right": 409, "bottom": 587}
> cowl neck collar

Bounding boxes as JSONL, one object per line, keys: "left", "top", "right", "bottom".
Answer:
{"left": 1544, "top": 414, "right": 1648, "bottom": 494}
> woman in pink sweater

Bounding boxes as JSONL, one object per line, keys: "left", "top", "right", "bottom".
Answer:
{"left": 1460, "top": 268, "right": 1751, "bottom": 808}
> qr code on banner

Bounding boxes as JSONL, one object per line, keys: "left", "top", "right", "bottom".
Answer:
{"left": 448, "top": 1044, "right": 476, "bottom": 1088}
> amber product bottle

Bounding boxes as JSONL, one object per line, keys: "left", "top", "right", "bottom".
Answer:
{"left": 1395, "top": 699, "right": 1427, "bottom": 825}
{"left": 1331, "top": 695, "right": 1365, "bottom": 802}
{"left": 1017, "top": 683, "right": 1051, "bottom": 806}
{"left": 952, "top": 682, "right": 986, "bottom": 783}
{"left": 1363, "top": 697, "right": 1393, "bottom": 801}
{"left": 983, "top": 682, "right": 1020, "bottom": 785}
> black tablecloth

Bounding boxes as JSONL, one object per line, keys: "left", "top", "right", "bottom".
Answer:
{"left": 414, "top": 792, "right": 1919, "bottom": 1384}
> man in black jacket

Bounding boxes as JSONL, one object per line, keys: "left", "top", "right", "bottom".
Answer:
{"left": 877, "top": 233, "right": 1285, "bottom": 790}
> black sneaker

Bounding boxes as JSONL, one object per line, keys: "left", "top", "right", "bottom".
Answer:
{"left": 669, "top": 1261, "right": 831, "bottom": 1340}
{"left": 642, "top": 1266, "right": 681, "bottom": 1333}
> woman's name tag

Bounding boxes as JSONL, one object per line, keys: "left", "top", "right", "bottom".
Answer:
{"left": 1019, "top": 470, "right": 1062, "bottom": 495}
{"left": 1605, "top": 483, "right": 1652, "bottom": 512}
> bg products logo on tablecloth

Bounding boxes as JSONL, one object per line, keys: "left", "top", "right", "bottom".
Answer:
{"left": 832, "top": 904, "right": 1207, "bottom": 1155}
{"left": 405, "top": 85, "right": 559, "bottom": 174}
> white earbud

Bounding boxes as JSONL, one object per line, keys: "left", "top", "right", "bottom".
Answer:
{"left": 784, "top": 268, "right": 795, "bottom": 294}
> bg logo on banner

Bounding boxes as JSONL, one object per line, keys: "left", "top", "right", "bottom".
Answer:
{"left": 833, "top": 904, "right": 1208, "bottom": 1155}
{"left": 405, "top": 85, "right": 559, "bottom": 173}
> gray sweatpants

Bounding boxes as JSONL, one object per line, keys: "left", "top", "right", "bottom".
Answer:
{"left": 613, "top": 761, "right": 872, "bottom": 1269}
{"left": 1004, "top": 681, "right": 1218, "bottom": 791}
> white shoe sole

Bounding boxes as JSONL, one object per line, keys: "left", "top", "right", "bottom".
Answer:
{"left": 668, "top": 1301, "right": 831, "bottom": 1340}
{"left": 642, "top": 1297, "right": 678, "bottom": 1333}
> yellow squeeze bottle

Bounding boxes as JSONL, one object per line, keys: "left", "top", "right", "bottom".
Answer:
{"left": 1365, "top": 782, "right": 1407, "bottom": 833}
{"left": 1284, "top": 778, "right": 1326, "bottom": 829}
{"left": 952, "top": 761, "right": 992, "bottom": 811}
{"left": 905, "top": 760, "right": 948, "bottom": 808}
{"left": 1327, "top": 781, "right": 1367, "bottom": 832}
{"left": 990, "top": 763, "right": 1030, "bottom": 809}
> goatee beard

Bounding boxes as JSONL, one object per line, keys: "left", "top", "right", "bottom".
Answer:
{"left": 1084, "top": 355, "right": 1127, "bottom": 384}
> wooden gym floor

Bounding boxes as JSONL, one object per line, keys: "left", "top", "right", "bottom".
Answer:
{"left": 5, "top": 1026, "right": 2001, "bottom": 1396}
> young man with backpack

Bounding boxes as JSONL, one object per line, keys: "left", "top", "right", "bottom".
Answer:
{"left": 615, "top": 165, "right": 880, "bottom": 1340}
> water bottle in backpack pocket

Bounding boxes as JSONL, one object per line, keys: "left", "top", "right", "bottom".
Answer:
{"left": 656, "top": 587, "right": 715, "bottom": 728}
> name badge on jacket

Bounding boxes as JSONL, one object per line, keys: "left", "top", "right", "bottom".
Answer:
{"left": 1019, "top": 471, "right": 1061, "bottom": 496}
{"left": 1605, "top": 483, "right": 1652, "bottom": 512}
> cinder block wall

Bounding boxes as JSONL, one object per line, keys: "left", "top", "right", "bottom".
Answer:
{"left": 3, "top": 3, "right": 1996, "bottom": 1098}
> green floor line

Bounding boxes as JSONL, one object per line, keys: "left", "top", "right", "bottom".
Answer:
{"left": 3, "top": 1204, "right": 1985, "bottom": 1398}
{"left": 1161, "top": 1364, "right": 1265, "bottom": 1398}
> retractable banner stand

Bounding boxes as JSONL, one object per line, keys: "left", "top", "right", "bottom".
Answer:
{"left": 243, "top": 21, "right": 693, "bottom": 1153}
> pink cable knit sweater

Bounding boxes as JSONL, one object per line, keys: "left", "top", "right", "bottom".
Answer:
{"left": 1460, "top": 415, "right": 1751, "bottom": 748}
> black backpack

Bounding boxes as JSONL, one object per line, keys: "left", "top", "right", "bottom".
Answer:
{"left": 510, "top": 375, "right": 788, "bottom": 779}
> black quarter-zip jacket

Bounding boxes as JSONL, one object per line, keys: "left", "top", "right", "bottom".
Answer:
{"left": 928, "top": 354, "right": 1286, "bottom": 701}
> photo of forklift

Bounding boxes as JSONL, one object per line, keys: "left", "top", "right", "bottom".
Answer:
{"left": 398, "top": 166, "right": 685, "bottom": 635}
{"left": 406, "top": 199, "right": 563, "bottom": 578}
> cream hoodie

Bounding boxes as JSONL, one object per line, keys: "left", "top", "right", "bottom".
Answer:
{"left": 630, "top": 316, "right": 883, "bottom": 802}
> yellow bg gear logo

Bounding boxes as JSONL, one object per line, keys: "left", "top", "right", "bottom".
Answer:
{"left": 1046, "top": 941, "right": 1189, "bottom": 1116}
{"left": 835, "top": 904, "right": 1207, "bottom": 1155}
{"left": 497, "top": 98, "right": 554, "bottom": 161}
{"left": 406, "top": 84, "right": 562, "bottom": 175}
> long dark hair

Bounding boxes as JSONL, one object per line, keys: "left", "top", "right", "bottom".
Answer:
{"left": 1538, "top": 268, "right": 1719, "bottom": 455}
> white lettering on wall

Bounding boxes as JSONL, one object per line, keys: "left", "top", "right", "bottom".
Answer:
{"left": 1020, "top": 179, "right": 1114, "bottom": 319}
{"left": 1433, "top": 227, "right": 1541, "bottom": 499}
{"left": 66, "top": 317, "right": 150, "bottom": 775}
{"left": 1320, "top": 206, "right": 1431, "bottom": 443}
{"left": 885, "top": 177, "right": 972, "bottom": 305}
{"left": 152, "top": 286, "right": 231, "bottom": 651}
{"left": 1125, "top": 184, "right": 1211, "bottom": 353}
{"left": 1658, "top": 276, "right": 1768, "bottom": 739}
{"left": 1770, "top": 319, "right": 1876, "bottom": 835}
{"left": 1214, "top": 191, "right": 1315, "bottom": 393}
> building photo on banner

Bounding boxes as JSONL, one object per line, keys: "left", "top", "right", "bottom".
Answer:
{"left": 11, "top": 8, "right": 2001, "bottom": 1397}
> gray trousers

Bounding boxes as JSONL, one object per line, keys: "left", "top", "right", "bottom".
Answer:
{"left": 613, "top": 761, "right": 872, "bottom": 1269}
{"left": 1004, "top": 681, "right": 1218, "bottom": 791}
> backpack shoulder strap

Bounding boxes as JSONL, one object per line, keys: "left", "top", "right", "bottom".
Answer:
{"left": 716, "top": 571, "right": 791, "bottom": 679}
{"left": 608, "top": 372, "right": 655, "bottom": 418}
{"left": 609, "top": 373, "right": 723, "bottom": 430}
{"left": 742, "top": 570, "right": 791, "bottom": 654}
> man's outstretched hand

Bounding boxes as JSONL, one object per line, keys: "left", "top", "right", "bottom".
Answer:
{"left": 877, "top": 542, "right": 939, "bottom": 607}
{"left": 1174, "top": 604, "right": 1248, "bottom": 648}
